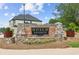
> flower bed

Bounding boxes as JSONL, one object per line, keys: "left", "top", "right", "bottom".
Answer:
{"left": 23, "top": 38, "right": 56, "bottom": 44}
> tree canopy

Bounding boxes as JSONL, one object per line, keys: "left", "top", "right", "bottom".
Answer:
{"left": 49, "top": 3, "right": 79, "bottom": 31}
{"left": 49, "top": 19, "right": 60, "bottom": 24}
{"left": 0, "top": 28, "right": 5, "bottom": 33}
{"left": 57, "top": 3, "right": 79, "bottom": 26}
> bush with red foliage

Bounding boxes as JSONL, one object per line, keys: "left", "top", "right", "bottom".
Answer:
{"left": 4, "top": 28, "right": 13, "bottom": 38}
{"left": 66, "top": 29, "right": 75, "bottom": 37}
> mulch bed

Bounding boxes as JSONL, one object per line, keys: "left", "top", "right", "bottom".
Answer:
{"left": 0, "top": 39, "right": 69, "bottom": 49}
{"left": 3, "top": 37, "right": 79, "bottom": 49}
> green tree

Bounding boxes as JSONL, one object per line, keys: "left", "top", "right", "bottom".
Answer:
{"left": 49, "top": 19, "right": 60, "bottom": 24}
{"left": 57, "top": 3, "right": 79, "bottom": 26}
{"left": 0, "top": 27, "right": 5, "bottom": 33}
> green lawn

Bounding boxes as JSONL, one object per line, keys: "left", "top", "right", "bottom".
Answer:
{"left": 66, "top": 41, "right": 79, "bottom": 47}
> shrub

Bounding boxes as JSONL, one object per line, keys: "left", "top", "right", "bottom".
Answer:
{"left": 23, "top": 38, "right": 56, "bottom": 45}
{"left": 4, "top": 27, "right": 13, "bottom": 38}
{"left": 67, "top": 23, "right": 77, "bottom": 31}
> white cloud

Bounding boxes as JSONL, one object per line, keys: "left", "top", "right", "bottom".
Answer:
{"left": 51, "top": 15, "right": 56, "bottom": 19}
{"left": 32, "top": 11, "right": 39, "bottom": 14}
{"left": 19, "top": 3, "right": 33, "bottom": 12}
{"left": 35, "top": 3, "right": 44, "bottom": 12}
{"left": 51, "top": 15, "right": 60, "bottom": 19}
{"left": 0, "top": 6, "right": 2, "bottom": 9}
{"left": 19, "top": 3, "right": 44, "bottom": 14}
{"left": 52, "top": 9, "right": 60, "bottom": 18}
{"left": 0, "top": 3, "right": 5, "bottom": 10}
{"left": 11, "top": 13, "right": 16, "bottom": 16}
{"left": 53, "top": 9, "right": 60, "bottom": 14}
{"left": 4, "top": 13, "right": 9, "bottom": 16}
{"left": 4, "top": 6, "right": 8, "bottom": 10}
{"left": 51, "top": 17, "right": 55, "bottom": 19}
{"left": 47, "top": 4, "right": 51, "bottom": 6}
{"left": 16, "top": 13, "right": 20, "bottom": 15}
{"left": 0, "top": 4, "right": 8, "bottom": 10}
{"left": 44, "top": 16, "right": 49, "bottom": 20}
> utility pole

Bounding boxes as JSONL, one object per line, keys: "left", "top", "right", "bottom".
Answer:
{"left": 23, "top": 3, "right": 25, "bottom": 24}
{"left": 23, "top": 3, "right": 26, "bottom": 36}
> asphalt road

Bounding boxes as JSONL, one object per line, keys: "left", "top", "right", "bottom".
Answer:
{"left": 0, "top": 48, "right": 79, "bottom": 55}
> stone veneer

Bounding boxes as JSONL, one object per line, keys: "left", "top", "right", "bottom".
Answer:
{"left": 25, "top": 26, "right": 32, "bottom": 37}
{"left": 16, "top": 23, "right": 56, "bottom": 37}
{"left": 49, "top": 26, "right": 56, "bottom": 37}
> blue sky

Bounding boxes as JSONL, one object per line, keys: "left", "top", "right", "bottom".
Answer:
{"left": 0, "top": 3, "right": 59, "bottom": 28}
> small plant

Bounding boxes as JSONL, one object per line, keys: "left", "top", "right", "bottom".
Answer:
{"left": 4, "top": 27, "right": 13, "bottom": 38}
{"left": 23, "top": 38, "right": 56, "bottom": 45}
{"left": 67, "top": 23, "right": 77, "bottom": 31}
{"left": 66, "top": 23, "right": 76, "bottom": 37}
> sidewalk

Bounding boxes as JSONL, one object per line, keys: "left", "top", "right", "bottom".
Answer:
{"left": 0, "top": 48, "right": 79, "bottom": 55}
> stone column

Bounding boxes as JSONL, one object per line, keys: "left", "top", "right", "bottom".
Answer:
{"left": 25, "top": 27, "right": 32, "bottom": 37}
{"left": 49, "top": 26, "right": 56, "bottom": 37}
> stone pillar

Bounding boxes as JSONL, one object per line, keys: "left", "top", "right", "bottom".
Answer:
{"left": 49, "top": 26, "right": 56, "bottom": 37}
{"left": 25, "top": 27, "right": 32, "bottom": 37}
{"left": 54, "top": 22, "right": 65, "bottom": 40}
